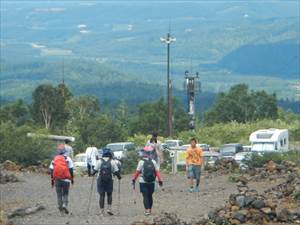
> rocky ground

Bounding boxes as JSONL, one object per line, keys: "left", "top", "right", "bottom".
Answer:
{"left": 0, "top": 160, "right": 299, "bottom": 225}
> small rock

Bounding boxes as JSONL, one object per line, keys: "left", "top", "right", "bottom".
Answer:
{"left": 266, "top": 161, "right": 277, "bottom": 172}
{"left": 251, "top": 199, "right": 265, "bottom": 209}
{"left": 235, "top": 195, "right": 246, "bottom": 208}
{"left": 264, "top": 199, "right": 277, "bottom": 209}
{"left": 261, "top": 207, "right": 272, "bottom": 214}
{"left": 244, "top": 196, "right": 256, "bottom": 207}
{"left": 236, "top": 176, "right": 249, "bottom": 185}
{"left": 231, "top": 206, "right": 240, "bottom": 212}
{"left": 233, "top": 212, "right": 246, "bottom": 223}
{"left": 277, "top": 208, "right": 290, "bottom": 222}
{"left": 229, "top": 219, "right": 241, "bottom": 225}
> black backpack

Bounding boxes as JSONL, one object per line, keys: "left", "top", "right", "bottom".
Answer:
{"left": 143, "top": 159, "right": 156, "bottom": 182}
{"left": 99, "top": 159, "right": 112, "bottom": 182}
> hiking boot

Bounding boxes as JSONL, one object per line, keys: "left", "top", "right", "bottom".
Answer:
{"left": 62, "top": 205, "right": 69, "bottom": 214}
{"left": 194, "top": 187, "right": 200, "bottom": 192}
{"left": 107, "top": 205, "right": 114, "bottom": 216}
{"left": 100, "top": 209, "right": 105, "bottom": 216}
{"left": 144, "top": 210, "right": 151, "bottom": 216}
{"left": 58, "top": 207, "right": 64, "bottom": 216}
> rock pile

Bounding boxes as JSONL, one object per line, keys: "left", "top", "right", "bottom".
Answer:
{"left": 131, "top": 213, "right": 186, "bottom": 225}
{"left": 203, "top": 161, "right": 300, "bottom": 225}
{"left": 247, "top": 160, "right": 300, "bottom": 182}
{"left": 207, "top": 158, "right": 240, "bottom": 174}
{"left": 0, "top": 170, "right": 19, "bottom": 184}
{"left": 0, "top": 160, "right": 49, "bottom": 174}
{"left": 20, "top": 164, "right": 49, "bottom": 174}
{"left": 132, "top": 160, "right": 300, "bottom": 225}
{"left": 1, "top": 161, "right": 20, "bottom": 172}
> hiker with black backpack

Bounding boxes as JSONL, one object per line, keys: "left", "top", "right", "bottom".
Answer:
{"left": 92, "top": 148, "right": 121, "bottom": 215}
{"left": 49, "top": 144, "right": 74, "bottom": 215}
{"left": 132, "top": 146, "right": 163, "bottom": 216}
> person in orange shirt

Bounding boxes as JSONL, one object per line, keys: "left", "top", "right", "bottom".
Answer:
{"left": 186, "top": 138, "right": 204, "bottom": 192}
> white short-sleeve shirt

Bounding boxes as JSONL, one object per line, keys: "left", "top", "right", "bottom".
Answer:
{"left": 93, "top": 157, "right": 119, "bottom": 178}
{"left": 136, "top": 158, "right": 159, "bottom": 183}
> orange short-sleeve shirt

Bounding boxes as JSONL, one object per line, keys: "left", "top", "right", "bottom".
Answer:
{"left": 186, "top": 147, "right": 203, "bottom": 166}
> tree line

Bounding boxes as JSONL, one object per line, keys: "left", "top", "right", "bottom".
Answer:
{"left": 1, "top": 82, "right": 299, "bottom": 166}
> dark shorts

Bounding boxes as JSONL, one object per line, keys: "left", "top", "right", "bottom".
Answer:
{"left": 139, "top": 182, "right": 155, "bottom": 194}
{"left": 187, "top": 165, "right": 201, "bottom": 180}
{"left": 97, "top": 178, "right": 113, "bottom": 194}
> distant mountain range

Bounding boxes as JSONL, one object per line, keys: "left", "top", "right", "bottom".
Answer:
{"left": 1, "top": 1, "right": 299, "bottom": 105}
{"left": 205, "top": 39, "right": 300, "bottom": 79}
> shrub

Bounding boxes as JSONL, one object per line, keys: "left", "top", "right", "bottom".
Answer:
{"left": 121, "top": 150, "right": 140, "bottom": 174}
{"left": 0, "top": 122, "right": 53, "bottom": 166}
{"left": 243, "top": 151, "right": 300, "bottom": 168}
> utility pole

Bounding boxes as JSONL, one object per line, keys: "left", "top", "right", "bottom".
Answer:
{"left": 184, "top": 70, "right": 201, "bottom": 131}
{"left": 59, "top": 57, "right": 65, "bottom": 97}
{"left": 160, "top": 33, "right": 176, "bottom": 137}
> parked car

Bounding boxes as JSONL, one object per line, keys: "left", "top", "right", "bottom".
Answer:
{"left": 105, "top": 142, "right": 136, "bottom": 160}
{"left": 165, "top": 140, "right": 184, "bottom": 148}
{"left": 243, "top": 145, "right": 252, "bottom": 152}
{"left": 74, "top": 153, "right": 87, "bottom": 171}
{"left": 203, "top": 151, "right": 220, "bottom": 166}
{"left": 219, "top": 143, "right": 243, "bottom": 159}
{"left": 182, "top": 143, "right": 210, "bottom": 151}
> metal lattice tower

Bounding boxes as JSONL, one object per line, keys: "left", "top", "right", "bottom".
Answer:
{"left": 184, "top": 70, "right": 201, "bottom": 131}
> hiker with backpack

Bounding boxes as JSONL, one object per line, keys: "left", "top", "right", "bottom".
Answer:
{"left": 132, "top": 146, "right": 163, "bottom": 216}
{"left": 85, "top": 143, "right": 99, "bottom": 176}
{"left": 49, "top": 144, "right": 74, "bottom": 214}
{"left": 92, "top": 148, "right": 121, "bottom": 215}
{"left": 146, "top": 132, "right": 164, "bottom": 169}
{"left": 64, "top": 139, "right": 74, "bottom": 160}
{"left": 186, "top": 138, "right": 204, "bottom": 192}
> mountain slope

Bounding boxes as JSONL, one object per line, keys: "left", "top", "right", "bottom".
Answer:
{"left": 217, "top": 39, "right": 300, "bottom": 79}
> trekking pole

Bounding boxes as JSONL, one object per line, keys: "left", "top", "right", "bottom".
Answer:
{"left": 118, "top": 179, "right": 121, "bottom": 215}
{"left": 132, "top": 183, "right": 137, "bottom": 204}
{"left": 87, "top": 175, "right": 95, "bottom": 215}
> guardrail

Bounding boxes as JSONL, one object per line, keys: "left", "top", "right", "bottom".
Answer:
{"left": 27, "top": 133, "right": 75, "bottom": 142}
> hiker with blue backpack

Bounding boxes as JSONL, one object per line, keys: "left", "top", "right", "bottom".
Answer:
{"left": 132, "top": 146, "right": 163, "bottom": 216}
{"left": 49, "top": 143, "right": 74, "bottom": 215}
{"left": 92, "top": 148, "right": 121, "bottom": 215}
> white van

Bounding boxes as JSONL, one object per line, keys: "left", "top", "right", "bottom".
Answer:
{"left": 249, "top": 128, "right": 289, "bottom": 152}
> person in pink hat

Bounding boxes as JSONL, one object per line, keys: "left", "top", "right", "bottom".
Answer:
{"left": 132, "top": 146, "right": 163, "bottom": 216}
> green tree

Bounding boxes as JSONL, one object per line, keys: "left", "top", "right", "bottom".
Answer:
{"left": 204, "top": 84, "right": 278, "bottom": 125}
{"left": 31, "top": 84, "right": 69, "bottom": 129}
{"left": 129, "top": 97, "right": 189, "bottom": 137}
{"left": 0, "top": 99, "right": 30, "bottom": 126}
{"left": 76, "top": 115, "right": 127, "bottom": 150}
{"left": 252, "top": 91, "right": 278, "bottom": 120}
{"left": 66, "top": 96, "right": 100, "bottom": 121}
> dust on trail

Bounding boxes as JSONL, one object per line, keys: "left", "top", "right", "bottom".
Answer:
{"left": 1, "top": 172, "right": 277, "bottom": 225}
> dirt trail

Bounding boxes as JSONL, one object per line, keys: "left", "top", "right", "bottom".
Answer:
{"left": 1, "top": 172, "right": 278, "bottom": 225}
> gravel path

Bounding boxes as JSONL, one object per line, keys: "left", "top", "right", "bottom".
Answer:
{"left": 1, "top": 171, "right": 277, "bottom": 225}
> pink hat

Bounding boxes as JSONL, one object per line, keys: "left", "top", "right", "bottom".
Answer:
{"left": 143, "top": 146, "right": 154, "bottom": 152}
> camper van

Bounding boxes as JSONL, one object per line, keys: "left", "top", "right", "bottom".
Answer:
{"left": 249, "top": 129, "right": 289, "bottom": 152}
